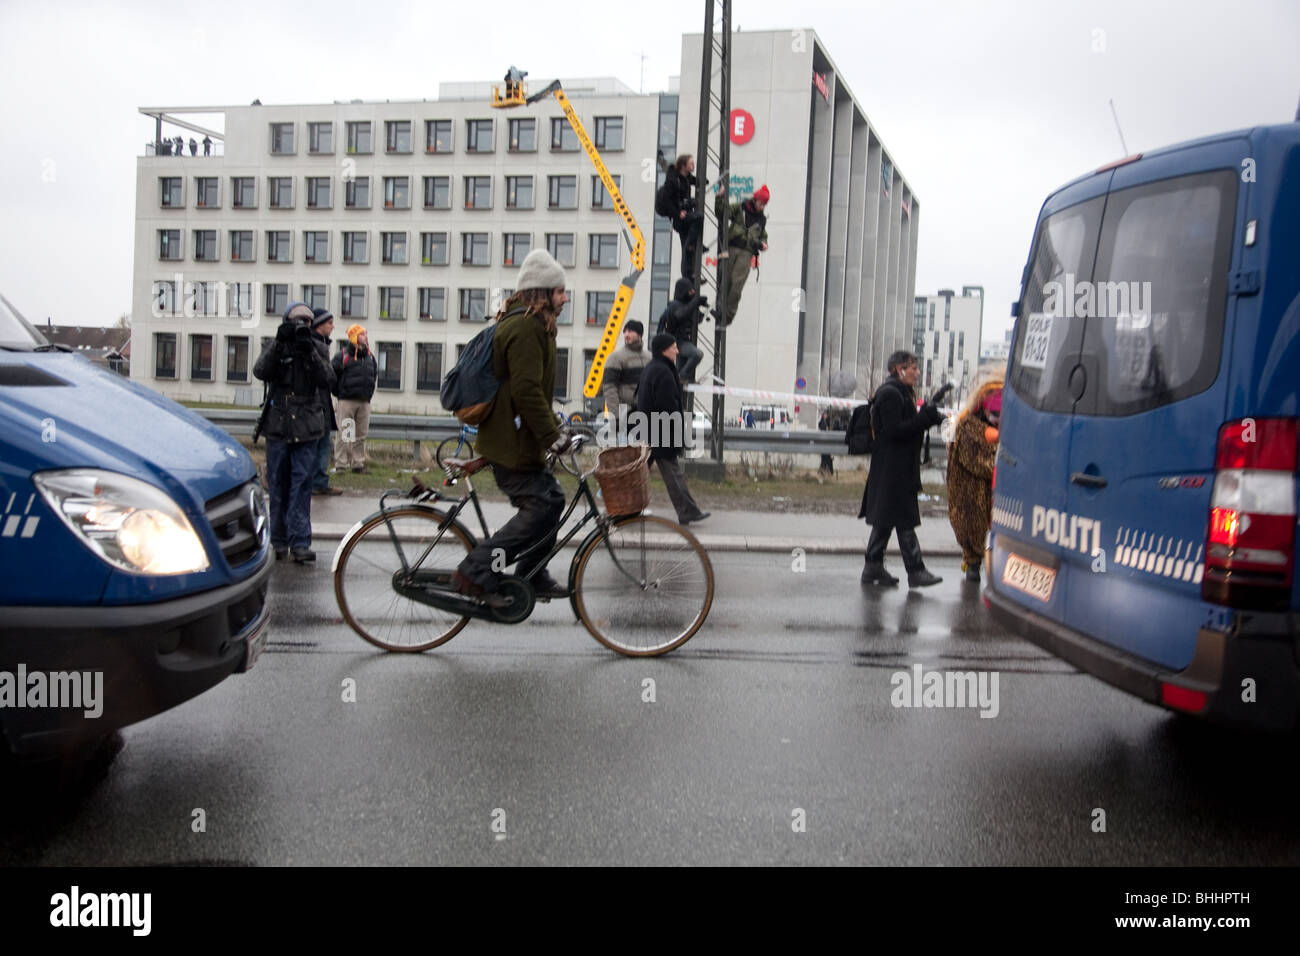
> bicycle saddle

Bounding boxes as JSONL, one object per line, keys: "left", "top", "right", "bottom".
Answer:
{"left": 444, "top": 456, "right": 489, "bottom": 477}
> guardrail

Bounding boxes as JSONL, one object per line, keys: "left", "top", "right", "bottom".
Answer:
{"left": 191, "top": 407, "right": 946, "bottom": 463}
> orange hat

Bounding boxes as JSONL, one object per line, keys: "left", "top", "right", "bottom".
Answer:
{"left": 347, "top": 324, "right": 365, "bottom": 345}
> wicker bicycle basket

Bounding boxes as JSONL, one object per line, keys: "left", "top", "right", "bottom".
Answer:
{"left": 594, "top": 445, "right": 651, "bottom": 516}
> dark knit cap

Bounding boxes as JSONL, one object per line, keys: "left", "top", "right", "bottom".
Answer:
{"left": 311, "top": 307, "right": 334, "bottom": 329}
{"left": 624, "top": 319, "right": 644, "bottom": 336}
{"left": 651, "top": 332, "right": 677, "bottom": 355}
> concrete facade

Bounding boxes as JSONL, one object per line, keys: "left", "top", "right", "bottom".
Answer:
{"left": 912, "top": 286, "right": 984, "bottom": 405}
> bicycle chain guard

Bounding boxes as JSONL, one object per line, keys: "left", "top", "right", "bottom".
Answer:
{"left": 392, "top": 569, "right": 535, "bottom": 625}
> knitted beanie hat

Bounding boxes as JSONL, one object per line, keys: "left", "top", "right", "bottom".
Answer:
{"left": 347, "top": 324, "right": 366, "bottom": 345}
{"left": 515, "top": 248, "right": 566, "bottom": 291}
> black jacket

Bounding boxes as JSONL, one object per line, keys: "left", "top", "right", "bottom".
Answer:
{"left": 636, "top": 354, "right": 685, "bottom": 462}
{"left": 253, "top": 322, "right": 336, "bottom": 444}
{"left": 332, "top": 341, "right": 378, "bottom": 402}
{"left": 858, "top": 377, "right": 942, "bottom": 529}
{"left": 660, "top": 165, "right": 696, "bottom": 228}
{"left": 312, "top": 331, "right": 337, "bottom": 431}
{"left": 660, "top": 277, "right": 705, "bottom": 339}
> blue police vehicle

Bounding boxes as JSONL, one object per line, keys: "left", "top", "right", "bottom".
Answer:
{"left": 0, "top": 296, "right": 271, "bottom": 759}
{"left": 987, "top": 119, "right": 1300, "bottom": 729}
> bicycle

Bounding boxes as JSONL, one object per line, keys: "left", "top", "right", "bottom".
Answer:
{"left": 332, "top": 435, "right": 714, "bottom": 657}
{"left": 434, "top": 422, "right": 477, "bottom": 470}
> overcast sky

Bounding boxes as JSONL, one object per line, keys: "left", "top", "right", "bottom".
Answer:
{"left": 1, "top": 0, "right": 1296, "bottom": 344}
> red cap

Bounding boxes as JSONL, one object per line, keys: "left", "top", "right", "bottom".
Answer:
{"left": 753, "top": 184, "right": 770, "bottom": 203}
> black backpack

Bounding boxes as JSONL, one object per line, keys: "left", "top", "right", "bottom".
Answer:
{"left": 655, "top": 179, "right": 676, "bottom": 219}
{"left": 439, "top": 322, "right": 501, "bottom": 425}
{"left": 846, "top": 402, "right": 873, "bottom": 455}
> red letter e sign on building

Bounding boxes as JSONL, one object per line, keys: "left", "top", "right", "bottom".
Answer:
{"left": 730, "top": 109, "right": 755, "bottom": 146}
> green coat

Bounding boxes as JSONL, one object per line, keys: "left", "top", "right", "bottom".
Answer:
{"left": 474, "top": 307, "right": 560, "bottom": 471}
{"left": 714, "top": 194, "right": 768, "bottom": 251}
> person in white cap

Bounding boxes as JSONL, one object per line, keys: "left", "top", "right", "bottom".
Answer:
{"left": 453, "top": 249, "right": 575, "bottom": 602}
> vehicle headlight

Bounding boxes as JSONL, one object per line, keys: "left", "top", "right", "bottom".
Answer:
{"left": 33, "top": 469, "right": 210, "bottom": 575}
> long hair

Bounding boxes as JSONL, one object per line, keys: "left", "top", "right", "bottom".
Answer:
{"left": 674, "top": 153, "right": 693, "bottom": 174}
{"left": 958, "top": 377, "right": 1004, "bottom": 424}
{"left": 496, "top": 288, "right": 559, "bottom": 336}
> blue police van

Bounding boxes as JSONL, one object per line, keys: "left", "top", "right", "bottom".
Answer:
{"left": 987, "top": 120, "right": 1300, "bottom": 730}
{"left": 0, "top": 296, "right": 271, "bottom": 759}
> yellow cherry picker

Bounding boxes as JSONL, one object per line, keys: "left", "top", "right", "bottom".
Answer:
{"left": 492, "top": 68, "right": 645, "bottom": 400}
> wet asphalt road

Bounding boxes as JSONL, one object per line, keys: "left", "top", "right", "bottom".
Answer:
{"left": 4, "top": 551, "right": 1299, "bottom": 866}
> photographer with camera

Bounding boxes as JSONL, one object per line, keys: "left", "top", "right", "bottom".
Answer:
{"left": 713, "top": 184, "right": 769, "bottom": 327}
{"left": 655, "top": 153, "right": 704, "bottom": 279}
{"left": 253, "top": 302, "right": 336, "bottom": 564}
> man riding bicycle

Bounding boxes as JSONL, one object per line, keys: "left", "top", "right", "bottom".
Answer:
{"left": 453, "top": 249, "right": 576, "bottom": 601}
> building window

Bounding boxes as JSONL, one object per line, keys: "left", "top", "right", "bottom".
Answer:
{"left": 269, "top": 122, "right": 294, "bottom": 154}
{"left": 379, "top": 286, "right": 406, "bottom": 319}
{"left": 948, "top": 332, "right": 955, "bottom": 366}
{"left": 226, "top": 336, "right": 249, "bottom": 382}
{"left": 425, "top": 119, "right": 452, "bottom": 153}
{"left": 376, "top": 342, "right": 402, "bottom": 389}
{"left": 193, "top": 230, "right": 218, "bottom": 262}
{"left": 957, "top": 331, "right": 965, "bottom": 361}
{"left": 308, "top": 121, "right": 333, "bottom": 155}
{"left": 592, "top": 174, "right": 622, "bottom": 211}
{"left": 266, "top": 231, "right": 292, "bottom": 263}
{"left": 423, "top": 175, "right": 451, "bottom": 209}
{"left": 153, "top": 280, "right": 177, "bottom": 315}
{"left": 268, "top": 176, "right": 293, "bottom": 209}
{"left": 385, "top": 120, "right": 412, "bottom": 153}
{"left": 420, "top": 231, "right": 449, "bottom": 265}
{"left": 585, "top": 291, "right": 614, "bottom": 326}
{"left": 189, "top": 334, "right": 213, "bottom": 380}
{"left": 160, "top": 177, "right": 182, "bottom": 208}
{"left": 464, "top": 176, "right": 491, "bottom": 209}
{"left": 556, "top": 294, "right": 573, "bottom": 325}
{"left": 306, "top": 177, "right": 331, "bottom": 209}
{"left": 551, "top": 116, "right": 578, "bottom": 151}
{"left": 346, "top": 121, "right": 372, "bottom": 155}
{"left": 382, "top": 176, "right": 410, "bottom": 210}
{"left": 546, "top": 232, "right": 576, "bottom": 267}
{"left": 342, "top": 231, "right": 368, "bottom": 264}
{"left": 341, "top": 285, "right": 366, "bottom": 318}
{"left": 416, "top": 343, "right": 443, "bottom": 391}
{"left": 945, "top": 298, "right": 952, "bottom": 321}
{"left": 548, "top": 175, "right": 576, "bottom": 209}
{"left": 345, "top": 176, "right": 371, "bottom": 209}
{"left": 933, "top": 331, "right": 939, "bottom": 354}
{"left": 944, "top": 313, "right": 950, "bottom": 332}
{"left": 230, "top": 230, "right": 254, "bottom": 262}
{"left": 195, "top": 281, "right": 220, "bottom": 316}
{"left": 227, "top": 282, "right": 254, "bottom": 318}
{"left": 503, "top": 233, "right": 531, "bottom": 267}
{"left": 465, "top": 119, "right": 493, "bottom": 152}
{"left": 928, "top": 314, "right": 934, "bottom": 331}
{"left": 381, "top": 231, "right": 408, "bottom": 265}
{"left": 461, "top": 232, "right": 489, "bottom": 266}
{"left": 265, "top": 284, "right": 288, "bottom": 316}
{"left": 418, "top": 288, "right": 446, "bottom": 321}
{"left": 195, "top": 177, "right": 219, "bottom": 208}
{"left": 505, "top": 175, "right": 534, "bottom": 209}
{"left": 158, "top": 229, "right": 181, "bottom": 260}
{"left": 508, "top": 117, "right": 536, "bottom": 152}
{"left": 232, "top": 176, "right": 255, "bottom": 209}
{"left": 554, "top": 347, "right": 570, "bottom": 401}
{"left": 304, "top": 231, "right": 329, "bottom": 263}
{"left": 589, "top": 234, "right": 618, "bottom": 268}
{"left": 302, "top": 284, "right": 328, "bottom": 311}
{"left": 459, "top": 288, "right": 487, "bottom": 321}
{"left": 154, "top": 333, "right": 177, "bottom": 379}
{"left": 594, "top": 116, "right": 624, "bottom": 151}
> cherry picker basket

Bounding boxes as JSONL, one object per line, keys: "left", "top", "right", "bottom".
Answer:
{"left": 594, "top": 445, "right": 651, "bottom": 516}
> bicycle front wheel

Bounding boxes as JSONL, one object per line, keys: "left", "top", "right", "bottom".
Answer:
{"left": 334, "top": 507, "right": 474, "bottom": 652}
{"left": 435, "top": 436, "right": 472, "bottom": 470}
{"left": 573, "top": 515, "right": 714, "bottom": 656}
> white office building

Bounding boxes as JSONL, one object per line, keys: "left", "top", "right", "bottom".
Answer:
{"left": 131, "top": 28, "right": 919, "bottom": 419}
{"left": 912, "top": 286, "right": 984, "bottom": 404}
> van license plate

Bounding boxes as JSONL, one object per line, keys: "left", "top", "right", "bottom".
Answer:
{"left": 1003, "top": 553, "right": 1056, "bottom": 603}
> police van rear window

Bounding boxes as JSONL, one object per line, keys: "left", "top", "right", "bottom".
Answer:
{"left": 1082, "top": 168, "right": 1237, "bottom": 416}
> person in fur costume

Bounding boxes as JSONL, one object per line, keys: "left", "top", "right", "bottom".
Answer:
{"left": 947, "top": 380, "right": 1003, "bottom": 583}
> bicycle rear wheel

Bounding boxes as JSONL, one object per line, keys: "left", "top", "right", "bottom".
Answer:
{"left": 334, "top": 507, "right": 474, "bottom": 652}
{"left": 573, "top": 515, "right": 713, "bottom": 656}
{"left": 435, "top": 436, "right": 472, "bottom": 470}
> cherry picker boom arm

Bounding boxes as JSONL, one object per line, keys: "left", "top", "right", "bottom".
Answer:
{"left": 520, "top": 80, "right": 645, "bottom": 399}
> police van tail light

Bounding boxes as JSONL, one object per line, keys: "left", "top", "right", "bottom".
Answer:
{"left": 1202, "top": 418, "right": 1297, "bottom": 610}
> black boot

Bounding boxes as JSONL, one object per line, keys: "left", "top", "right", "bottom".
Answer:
{"left": 898, "top": 528, "right": 942, "bottom": 588}
{"left": 964, "top": 564, "right": 981, "bottom": 583}
{"left": 861, "top": 561, "right": 899, "bottom": 586}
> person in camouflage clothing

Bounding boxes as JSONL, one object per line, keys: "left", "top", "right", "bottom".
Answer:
{"left": 946, "top": 380, "right": 1003, "bottom": 583}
